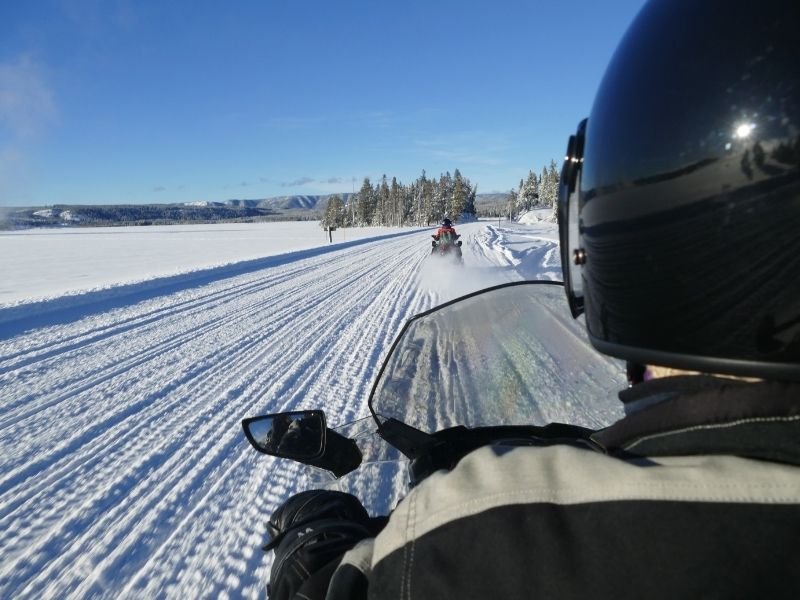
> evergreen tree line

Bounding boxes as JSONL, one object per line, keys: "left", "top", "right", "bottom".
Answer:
{"left": 321, "top": 169, "right": 476, "bottom": 229}
{"left": 506, "top": 159, "right": 561, "bottom": 221}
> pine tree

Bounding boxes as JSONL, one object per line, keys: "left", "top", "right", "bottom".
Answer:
{"left": 450, "top": 169, "right": 466, "bottom": 220}
{"left": 401, "top": 179, "right": 413, "bottom": 225}
{"left": 550, "top": 160, "right": 560, "bottom": 206}
{"left": 321, "top": 195, "right": 345, "bottom": 229}
{"left": 356, "top": 178, "right": 374, "bottom": 225}
{"left": 464, "top": 180, "right": 477, "bottom": 216}
{"left": 423, "top": 177, "right": 436, "bottom": 225}
{"left": 318, "top": 167, "right": 479, "bottom": 228}
{"left": 507, "top": 189, "right": 518, "bottom": 219}
{"left": 522, "top": 170, "right": 539, "bottom": 211}
{"left": 430, "top": 175, "right": 446, "bottom": 223}
{"left": 412, "top": 171, "right": 427, "bottom": 226}
{"left": 438, "top": 172, "right": 453, "bottom": 221}
{"left": 378, "top": 175, "right": 390, "bottom": 226}
{"left": 538, "top": 160, "right": 560, "bottom": 209}
{"left": 344, "top": 193, "right": 355, "bottom": 227}
{"left": 387, "top": 176, "right": 399, "bottom": 226}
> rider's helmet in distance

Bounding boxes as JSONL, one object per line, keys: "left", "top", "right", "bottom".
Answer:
{"left": 558, "top": 0, "right": 800, "bottom": 381}
{"left": 441, "top": 218, "right": 453, "bottom": 228}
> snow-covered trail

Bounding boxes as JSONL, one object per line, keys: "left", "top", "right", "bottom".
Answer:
{"left": 3, "top": 220, "right": 575, "bottom": 599}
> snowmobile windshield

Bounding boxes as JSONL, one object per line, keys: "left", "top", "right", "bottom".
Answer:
{"left": 368, "top": 281, "right": 625, "bottom": 433}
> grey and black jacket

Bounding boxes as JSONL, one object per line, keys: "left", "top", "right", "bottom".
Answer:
{"left": 274, "top": 378, "right": 800, "bottom": 599}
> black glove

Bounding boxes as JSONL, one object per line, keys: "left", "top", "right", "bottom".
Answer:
{"left": 266, "top": 490, "right": 373, "bottom": 600}
{"left": 264, "top": 489, "right": 371, "bottom": 550}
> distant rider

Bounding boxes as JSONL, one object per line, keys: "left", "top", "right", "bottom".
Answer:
{"left": 431, "top": 218, "right": 463, "bottom": 259}
{"left": 432, "top": 217, "right": 458, "bottom": 242}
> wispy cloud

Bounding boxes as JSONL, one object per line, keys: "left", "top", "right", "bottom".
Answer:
{"left": 0, "top": 147, "right": 25, "bottom": 202}
{"left": 0, "top": 55, "right": 57, "bottom": 139}
{"left": 220, "top": 175, "right": 350, "bottom": 194}
{"left": 59, "top": 0, "right": 137, "bottom": 32}
{"left": 152, "top": 185, "right": 166, "bottom": 192}
{"left": 281, "top": 176, "right": 314, "bottom": 187}
{"left": 413, "top": 130, "right": 513, "bottom": 167}
{"left": 0, "top": 55, "right": 56, "bottom": 200}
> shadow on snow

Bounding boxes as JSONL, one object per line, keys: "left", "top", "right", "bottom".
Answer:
{"left": 0, "top": 229, "right": 422, "bottom": 340}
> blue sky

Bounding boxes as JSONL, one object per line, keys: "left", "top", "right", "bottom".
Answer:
{"left": 0, "top": 0, "right": 647, "bottom": 207}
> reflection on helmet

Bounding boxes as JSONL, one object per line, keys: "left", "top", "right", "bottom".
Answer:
{"left": 559, "top": 0, "right": 800, "bottom": 381}
{"left": 441, "top": 218, "right": 452, "bottom": 227}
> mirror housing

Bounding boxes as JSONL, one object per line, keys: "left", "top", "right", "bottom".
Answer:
{"left": 242, "top": 410, "right": 363, "bottom": 477}
{"left": 242, "top": 410, "right": 326, "bottom": 460}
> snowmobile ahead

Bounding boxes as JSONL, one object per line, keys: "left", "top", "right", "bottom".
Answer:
{"left": 429, "top": 218, "right": 464, "bottom": 264}
{"left": 430, "top": 231, "right": 463, "bottom": 263}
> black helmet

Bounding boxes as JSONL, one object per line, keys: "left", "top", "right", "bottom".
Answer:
{"left": 441, "top": 218, "right": 453, "bottom": 227}
{"left": 558, "top": 0, "right": 800, "bottom": 381}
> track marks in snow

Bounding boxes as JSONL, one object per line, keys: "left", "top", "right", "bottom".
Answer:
{"left": 0, "top": 230, "right": 434, "bottom": 599}
{"left": 470, "top": 222, "right": 562, "bottom": 282}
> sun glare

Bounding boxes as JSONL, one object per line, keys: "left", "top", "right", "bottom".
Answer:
{"left": 734, "top": 122, "right": 756, "bottom": 139}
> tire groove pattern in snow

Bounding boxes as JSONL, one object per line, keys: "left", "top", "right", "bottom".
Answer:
{"left": 76, "top": 266, "right": 418, "bottom": 596}
{"left": 0, "top": 229, "right": 437, "bottom": 599}
{"left": 0, "top": 240, "right": 387, "bottom": 389}
{"left": 0, "top": 243, "right": 395, "bottom": 435}
{"left": 61, "top": 240, "right": 424, "bottom": 596}
{"left": 0, "top": 239, "right": 412, "bottom": 536}
{"left": 1, "top": 244, "right": 398, "bottom": 502}
{"left": 0, "top": 246, "right": 360, "bottom": 400}
{"left": 0, "top": 260, "right": 321, "bottom": 369}
{"left": 120, "top": 244, "right": 436, "bottom": 597}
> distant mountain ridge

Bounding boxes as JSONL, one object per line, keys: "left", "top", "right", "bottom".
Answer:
{"left": 2, "top": 192, "right": 508, "bottom": 229}
{"left": 254, "top": 193, "right": 356, "bottom": 211}
{"left": 181, "top": 194, "right": 357, "bottom": 211}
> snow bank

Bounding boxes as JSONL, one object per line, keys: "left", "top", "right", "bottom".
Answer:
{"left": 517, "top": 208, "right": 556, "bottom": 225}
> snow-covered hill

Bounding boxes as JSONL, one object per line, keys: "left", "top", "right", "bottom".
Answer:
{"left": 0, "top": 219, "right": 623, "bottom": 599}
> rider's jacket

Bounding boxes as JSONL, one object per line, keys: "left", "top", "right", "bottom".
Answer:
{"left": 433, "top": 226, "right": 457, "bottom": 241}
{"left": 281, "top": 377, "right": 800, "bottom": 599}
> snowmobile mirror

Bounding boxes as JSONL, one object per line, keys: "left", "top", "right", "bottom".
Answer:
{"left": 242, "top": 410, "right": 326, "bottom": 460}
{"left": 242, "top": 411, "right": 363, "bottom": 477}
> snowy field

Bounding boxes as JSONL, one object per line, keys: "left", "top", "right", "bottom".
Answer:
{"left": 0, "top": 222, "right": 414, "bottom": 306}
{"left": 0, "top": 212, "right": 624, "bottom": 599}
